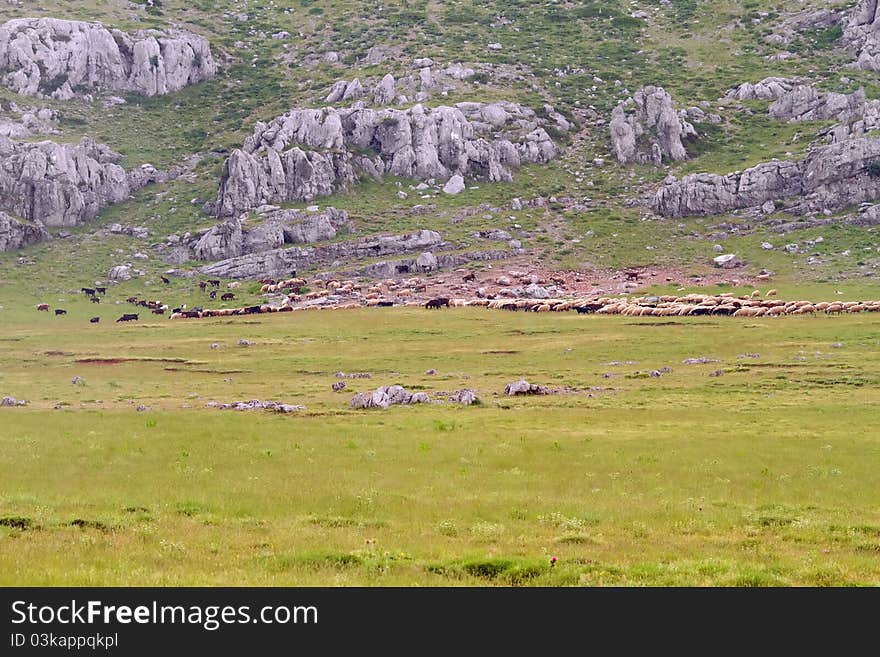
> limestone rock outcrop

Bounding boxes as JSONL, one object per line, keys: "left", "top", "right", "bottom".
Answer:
{"left": 0, "top": 210, "right": 49, "bottom": 251}
{"left": 609, "top": 86, "right": 697, "bottom": 165}
{"left": 725, "top": 77, "right": 801, "bottom": 101}
{"left": 0, "top": 18, "right": 215, "bottom": 99}
{"left": 843, "top": 0, "right": 880, "bottom": 71}
{"left": 192, "top": 208, "right": 351, "bottom": 261}
{"left": 0, "top": 135, "right": 181, "bottom": 230}
{"left": 200, "top": 229, "right": 443, "bottom": 278}
{"left": 215, "top": 102, "right": 557, "bottom": 217}
{"left": 653, "top": 136, "right": 880, "bottom": 217}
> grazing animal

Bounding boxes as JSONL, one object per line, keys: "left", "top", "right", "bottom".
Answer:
{"left": 425, "top": 297, "right": 450, "bottom": 309}
{"left": 198, "top": 281, "right": 207, "bottom": 290}
{"left": 126, "top": 296, "right": 138, "bottom": 303}
{"left": 244, "top": 305, "right": 262, "bottom": 314}
{"left": 90, "top": 296, "right": 101, "bottom": 303}
{"left": 377, "top": 301, "right": 394, "bottom": 307}
{"left": 81, "top": 287, "right": 95, "bottom": 296}
{"left": 89, "top": 316, "right": 100, "bottom": 323}
{"left": 116, "top": 313, "right": 139, "bottom": 322}
{"left": 152, "top": 308, "right": 165, "bottom": 315}
{"left": 161, "top": 276, "right": 170, "bottom": 284}
{"left": 95, "top": 287, "right": 106, "bottom": 295}
{"left": 209, "top": 279, "right": 221, "bottom": 288}
{"left": 209, "top": 290, "right": 217, "bottom": 300}
{"left": 221, "top": 293, "right": 235, "bottom": 301}
{"left": 767, "top": 289, "right": 778, "bottom": 297}
{"left": 36, "top": 303, "right": 49, "bottom": 311}
{"left": 54, "top": 309, "right": 67, "bottom": 315}
{"left": 462, "top": 272, "right": 476, "bottom": 282}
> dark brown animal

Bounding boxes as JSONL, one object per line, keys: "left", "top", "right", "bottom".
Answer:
{"left": 425, "top": 297, "right": 450, "bottom": 309}
{"left": 36, "top": 303, "right": 49, "bottom": 311}
{"left": 198, "top": 281, "right": 207, "bottom": 290}
{"left": 95, "top": 287, "right": 106, "bottom": 295}
{"left": 377, "top": 301, "right": 394, "bottom": 307}
{"left": 160, "top": 276, "right": 170, "bottom": 284}
{"left": 209, "top": 280, "right": 221, "bottom": 288}
{"left": 90, "top": 296, "right": 100, "bottom": 303}
{"left": 54, "top": 309, "right": 67, "bottom": 315}
{"left": 116, "top": 313, "right": 138, "bottom": 322}
{"left": 89, "top": 316, "right": 100, "bottom": 324}
{"left": 209, "top": 290, "right": 217, "bottom": 300}
{"left": 81, "top": 287, "right": 95, "bottom": 296}
{"left": 221, "top": 292, "right": 235, "bottom": 301}
{"left": 462, "top": 272, "right": 476, "bottom": 282}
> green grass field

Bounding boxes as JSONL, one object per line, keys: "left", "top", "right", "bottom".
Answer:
{"left": 1, "top": 306, "right": 879, "bottom": 586}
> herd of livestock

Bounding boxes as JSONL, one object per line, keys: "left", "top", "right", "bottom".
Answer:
{"left": 33, "top": 274, "right": 880, "bottom": 323}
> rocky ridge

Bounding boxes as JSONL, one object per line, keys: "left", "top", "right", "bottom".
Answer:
{"left": 0, "top": 17, "right": 215, "bottom": 99}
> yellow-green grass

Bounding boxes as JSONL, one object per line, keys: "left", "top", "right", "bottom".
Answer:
{"left": 1, "top": 307, "right": 879, "bottom": 585}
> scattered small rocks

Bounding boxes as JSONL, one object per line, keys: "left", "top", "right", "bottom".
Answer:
{"left": 425, "top": 369, "right": 437, "bottom": 375}
{"left": 350, "top": 385, "right": 430, "bottom": 409}
{"left": 682, "top": 356, "right": 720, "bottom": 364}
{"left": 1, "top": 396, "right": 27, "bottom": 407}
{"left": 709, "top": 370, "right": 725, "bottom": 377}
{"left": 71, "top": 376, "right": 85, "bottom": 385}
{"left": 831, "top": 342, "right": 842, "bottom": 349}
{"left": 737, "top": 353, "right": 761, "bottom": 359}
{"left": 206, "top": 400, "right": 305, "bottom": 413}
{"left": 136, "top": 404, "right": 151, "bottom": 412}
{"left": 237, "top": 339, "right": 254, "bottom": 346}
{"left": 331, "top": 381, "right": 347, "bottom": 392}
{"left": 210, "top": 343, "right": 220, "bottom": 350}
{"left": 335, "top": 372, "right": 372, "bottom": 379}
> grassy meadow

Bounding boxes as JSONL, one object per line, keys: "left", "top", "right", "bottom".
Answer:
{"left": 1, "top": 305, "right": 879, "bottom": 586}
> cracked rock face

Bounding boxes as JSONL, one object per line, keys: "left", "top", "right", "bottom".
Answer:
{"left": 215, "top": 101, "right": 557, "bottom": 217}
{"left": 0, "top": 18, "right": 215, "bottom": 99}
{"left": 609, "top": 86, "right": 697, "bottom": 165}
{"left": 0, "top": 136, "right": 130, "bottom": 226}
{"left": 0, "top": 135, "right": 185, "bottom": 234}
{"left": 769, "top": 85, "right": 866, "bottom": 122}
{"left": 199, "top": 229, "right": 443, "bottom": 279}
{"left": 653, "top": 136, "right": 880, "bottom": 217}
{"left": 191, "top": 208, "right": 351, "bottom": 261}
{"left": 844, "top": 0, "right": 880, "bottom": 71}
{"left": 0, "top": 210, "right": 49, "bottom": 251}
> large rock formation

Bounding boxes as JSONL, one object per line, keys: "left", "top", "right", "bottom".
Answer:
{"left": 200, "top": 229, "right": 443, "bottom": 278}
{"left": 609, "top": 86, "right": 697, "bottom": 165}
{"left": 192, "top": 208, "right": 351, "bottom": 261}
{"left": 843, "top": 0, "right": 880, "bottom": 71}
{"left": 768, "top": 85, "right": 866, "bottom": 122}
{"left": 215, "top": 102, "right": 558, "bottom": 217}
{"left": 0, "top": 136, "right": 129, "bottom": 226}
{"left": 653, "top": 136, "right": 880, "bottom": 217}
{"left": 725, "top": 77, "right": 801, "bottom": 101}
{"left": 0, "top": 18, "right": 215, "bottom": 99}
{"left": 0, "top": 135, "right": 183, "bottom": 230}
{"left": 0, "top": 210, "right": 49, "bottom": 251}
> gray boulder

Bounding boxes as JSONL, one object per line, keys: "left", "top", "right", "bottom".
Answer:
{"left": 610, "top": 86, "right": 697, "bottom": 165}
{"left": 193, "top": 218, "right": 242, "bottom": 261}
{"left": 108, "top": 265, "right": 132, "bottom": 280}
{"left": 0, "top": 211, "right": 49, "bottom": 251}
{"left": 373, "top": 74, "right": 396, "bottom": 105}
{"left": 0, "top": 18, "right": 215, "bottom": 99}
{"left": 713, "top": 254, "right": 741, "bottom": 268}
{"left": 504, "top": 380, "right": 551, "bottom": 396}
{"left": 769, "top": 85, "right": 866, "bottom": 122}
{"left": 442, "top": 174, "right": 466, "bottom": 194}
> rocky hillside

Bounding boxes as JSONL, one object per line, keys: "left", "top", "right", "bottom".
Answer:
{"left": 0, "top": 0, "right": 878, "bottom": 296}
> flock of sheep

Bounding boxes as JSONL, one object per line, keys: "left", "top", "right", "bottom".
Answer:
{"left": 166, "top": 287, "right": 880, "bottom": 320}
